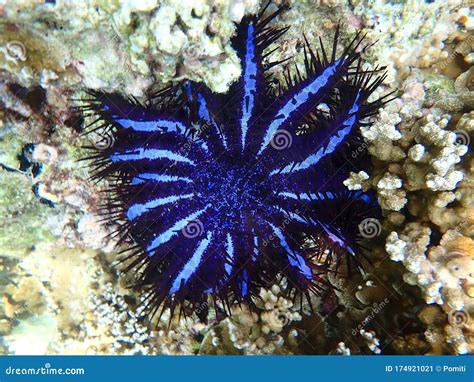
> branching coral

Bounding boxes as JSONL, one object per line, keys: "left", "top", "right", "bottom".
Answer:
{"left": 199, "top": 284, "right": 304, "bottom": 355}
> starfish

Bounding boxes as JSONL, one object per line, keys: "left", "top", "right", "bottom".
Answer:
{"left": 79, "top": 5, "right": 390, "bottom": 319}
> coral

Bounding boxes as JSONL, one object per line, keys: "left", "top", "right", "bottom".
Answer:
{"left": 78, "top": 283, "right": 206, "bottom": 355}
{"left": 386, "top": 235, "right": 473, "bottom": 355}
{"left": 368, "top": 70, "right": 472, "bottom": 356}
{"left": 343, "top": 171, "right": 370, "bottom": 191}
{"left": 359, "top": 329, "right": 381, "bottom": 354}
{"left": 376, "top": 173, "right": 407, "bottom": 211}
{"left": 0, "top": 0, "right": 258, "bottom": 94}
{"left": 376, "top": 101, "right": 472, "bottom": 355}
{"left": 335, "top": 342, "right": 351, "bottom": 355}
{"left": 341, "top": 0, "right": 473, "bottom": 355}
{"left": 199, "top": 284, "right": 304, "bottom": 355}
{"left": 0, "top": 170, "right": 54, "bottom": 257}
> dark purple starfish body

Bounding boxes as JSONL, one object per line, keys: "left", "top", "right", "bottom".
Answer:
{"left": 80, "top": 6, "right": 389, "bottom": 319}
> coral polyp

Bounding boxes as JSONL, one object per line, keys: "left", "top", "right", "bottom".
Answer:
{"left": 79, "top": 5, "right": 390, "bottom": 319}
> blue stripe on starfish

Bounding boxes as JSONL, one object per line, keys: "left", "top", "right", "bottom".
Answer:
{"left": 271, "top": 92, "right": 362, "bottom": 174}
{"left": 193, "top": 137, "right": 210, "bottom": 154}
{"left": 127, "top": 193, "right": 194, "bottom": 221}
{"left": 225, "top": 233, "right": 234, "bottom": 275}
{"left": 130, "top": 173, "right": 193, "bottom": 185}
{"left": 358, "top": 193, "right": 372, "bottom": 204}
{"left": 278, "top": 190, "right": 373, "bottom": 207}
{"left": 146, "top": 205, "right": 210, "bottom": 256}
{"left": 241, "top": 270, "right": 249, "bottom": 297}
{"left": 115, "top": 118, "right": 187, "bottom": 133}
{"left": 277, "top": 191, "right": 335, "bottom": 201}
{"left": 169, "top": 231, "right": 213, "bottom": 294}
{"left": 276, "top": 207, "right": 308, "bottom": 224}
{"left": 197, "top": 93, "right": 228, "bottom": 149}
{"left": 110, "top": 148, "right": 195, "bottom": 165}
{"left": 266, "top": 221, "right": 312, "bottom": 279}
{"left": 258, "top": 59, "right": 342, "bottom": 156}
{"left": 240, "top": 23, "right": 258, "bottom": 150}
{"left": 252, "top": 234, "right": 259, "bottom": 261}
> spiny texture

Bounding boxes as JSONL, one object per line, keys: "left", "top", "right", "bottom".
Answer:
{"left": 79, "top": 6, "right": 390, "bottom": 320}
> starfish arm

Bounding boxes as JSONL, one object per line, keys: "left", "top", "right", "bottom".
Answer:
{"left": 238, "top": 22, "right": 259, "bottom": 150}
{"left": 120, "top": 178, "right": 196, "bottom": 223}
{"left": 136, "top": 230, "right": 219, "bottom": 316}
{"left": 218, "top": 6, "right": 290, "bottom": 153}
{"left": 225, "top": 222, "right": 264, "bottom": 298}
{"left": 257, "top": 59, "right": 349, "bottom": 156}
{"left": 224, "top": 233, "right": 235, "bottom": 275}
{"left": 266, "top": 68, "right": 389, "bottom": 190}
{"left": 219, "top": 18, "right": 267, "bottom": 153}
{"left": 276, "top": 189, "right": 380, "bottom": 269}
{"left": 257, "top": 218, "right": 322, "bottom": 294}
{"left": 257, "top": 31, "right": 387, "bottom": 160}
{"left": 80, "top": 89, "right": 214, "bottom": 181}
{"left": 145, "top": 205, "right": 211, "bottom": 257}
{"left": 130, "top": 173, "right": 193, "bottom": 185}
{"left": 98, "top": 142, "right": 202, "bottom": 182}
{"left": 265, "top": 221, "right": 313, "bottom": 280}
{"left": 110, "top": 147, "right": 196, "bottom": 166}
{"left": 269, "top": 90, "right": 363, "bottom": 176}
{"left": 126, "top": 193, "right": 195, "bottom": 221}
{"left": 169, "top": 232, "right": 213, "bottom": 294}
{"left": 80, "top": 89, "right": 190, "bottom": 135}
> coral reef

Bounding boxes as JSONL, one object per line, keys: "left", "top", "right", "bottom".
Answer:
{"left": 351, "top": 0, "right": 473, "bottom": 354}
{"left": 0, "top": 0, "right": 472, "bottom": 355}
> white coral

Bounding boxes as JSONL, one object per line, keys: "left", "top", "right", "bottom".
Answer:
{"left": 378, "top": 189, "right": 407, "bottom": 211}
{"left": 385, "top": 231, "right": 407, "bottom": 261}
{"left": 426, "top": 170, "right": 464, "bottom": 191}
{"left": 360, "top": 329, "right": 381, "bottom": 354}
{"left": 408, "top": 144, "right": 425, "bottom": 162}
{"left": 377, "top": 173, "right": 403, "bottom": 190}
{"left": 360, "top": 109, "right": 402, "bottom": 142}
{"left": 343, "top": 171, "right": 369, "bottom": 191}
{"left": 211, "top": 284, "right": 304, "bottom": 355}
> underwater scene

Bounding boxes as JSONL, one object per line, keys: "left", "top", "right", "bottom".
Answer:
{"left": 0, "top": 0, "right": 472, "bottom": 356}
